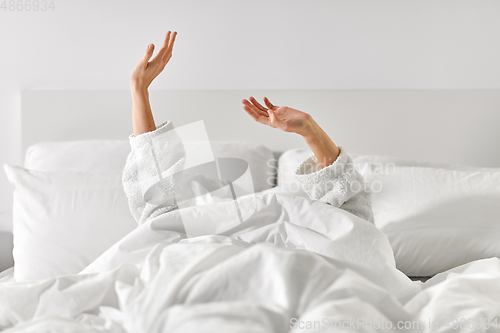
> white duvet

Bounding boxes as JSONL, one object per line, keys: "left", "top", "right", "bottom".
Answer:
{"left": 1, "top": 188, "right": 500, "bottom": 333}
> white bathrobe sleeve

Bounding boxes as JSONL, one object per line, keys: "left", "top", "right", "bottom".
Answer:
{"left": 295, "top": 147, "right": 374, "bottom": 223}
{"left": 122, "top": 121, "right": 186, "bottom": 225}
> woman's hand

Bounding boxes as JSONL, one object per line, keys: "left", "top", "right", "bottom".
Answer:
{"left": 130, "top": 31, "right": 177, "bottom": 92}
{"left": 242, "top": 97, "right": 315, "bottom": 137}
{"left": 242, "top": 97, "right": 340, "bottom": 167}
{"left": 130, "top": 32, "right": 177, "bottom": 136}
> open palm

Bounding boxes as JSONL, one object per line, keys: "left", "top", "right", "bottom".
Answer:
{"left": 242, "top": 97, "right": 313, "bottom": 137}
{"left": 130, "top": 31, "right": 177, "bottom": 90}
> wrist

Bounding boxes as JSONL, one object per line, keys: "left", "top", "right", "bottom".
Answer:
{"left": 301, "top": 117, "right": 322, "bottom": 143}
{"left": 130, "top": 80, "right": 149, "bottom": 96}
{"left": 131, "top": 89, "right": 149, "bottom": 103}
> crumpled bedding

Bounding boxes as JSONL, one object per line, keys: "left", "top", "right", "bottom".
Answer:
{"left": 3, "top": 119, "right": 500, "bottom": 332}
{"left": 1, "top": 188, "right": 500, "bottom": 333}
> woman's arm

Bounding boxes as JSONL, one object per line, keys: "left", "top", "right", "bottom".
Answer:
{"left": 296, "top": 119, "right": 341, "bottom": 169}
{"left": 242, "top": 97, "right": 374, "bottom": 222}
{"left": 123, "top": 32, "right": 185, "bottom": 225}
{"left": 242, "top": 97, "right": 340, "bottom": 168}
{"left": 130, "top": 31, "right": 177, "bottom": 136}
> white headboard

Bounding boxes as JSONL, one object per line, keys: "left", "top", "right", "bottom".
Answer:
{"left": 21, "top": 90, "right": 500, "bottom": 167}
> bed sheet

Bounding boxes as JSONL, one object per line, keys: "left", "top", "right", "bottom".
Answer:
{"left": 1, "top": 189, "right": 499, "bottom": 333}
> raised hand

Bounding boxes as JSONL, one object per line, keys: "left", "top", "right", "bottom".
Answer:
{"left": 241, "top": 97, "right": 314, "bottom": 137}
{"left": 242, "top": 96, "right": 340, "bottom": 168}
{"left": 130, "top": 31, "right": 177, "bottom": 91}
{"left": 130, "top": 32, "right": 177, "bottom": 136}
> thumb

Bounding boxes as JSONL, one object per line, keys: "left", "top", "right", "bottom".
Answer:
{"left": 268, "top": 109, "right": 279, "bottom": 125}
{"left": 142, "top": 44, "right": 155, "bottom": 63}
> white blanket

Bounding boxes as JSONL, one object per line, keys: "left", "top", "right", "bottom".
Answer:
{"left": 2, "top": 121, "right": 500, "bottom": 332}
{"left": 1, "top": 188, "right": 500, "bottom": 332}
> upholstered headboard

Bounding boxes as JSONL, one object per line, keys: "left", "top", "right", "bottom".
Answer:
{"left": 21, "top": 90, "right": 500, "bottom": 167}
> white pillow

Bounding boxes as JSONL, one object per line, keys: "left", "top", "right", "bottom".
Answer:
{"left": 278, "top": 148, "right": 500, "bottom": 276}
{"left": 24, "top": 140, "right": 131, "bottom": 172}
{"left": 364, "top": 166, "right": 500, "bottom": 277}
{"left": 25, "top": 140, "right": 276, "bottom": 192}
{"left": 276, "top": 148, "right": 494, "bottom": 193}
{"left": 3, "top": 165, "right": 137, "bottom": 282}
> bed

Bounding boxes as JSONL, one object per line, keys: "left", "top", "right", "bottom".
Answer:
{"left": 1, "top": 90, "right": 500, "bottom": 332}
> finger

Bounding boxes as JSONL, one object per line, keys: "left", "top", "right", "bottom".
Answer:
{"left": 249, "top": 97, "right": 267, "bottom": 112}
{"left": 268, "top": 109, "right": 278, "bottom": 124}
{"left": 141, "top": 44, "right": 155, "bottom": 69}
{"left": 263, "top": 97, "right": 275, "bottom": 109}
{"left": 143, "top": 44, "right": 155, "bottom": 61}
{"left": 243, "top": 99, "right": 268, "bottom": 117}
{"left": 163, "top": 31, "right": 177, "bottom": 62}
{"left": 167, "top": 31, "right": 177, "bottom": 52}
{"left": 243, "top": 105, "right": 271, "bottom": 126}
{"left": 242, "top": 105, "right": 259, "bottom": 121}
{"left": 153, "top": 31, "right": 172, "bottom": 63}
{"left": 162, "top": 31, "right": 172, "bottom": 51}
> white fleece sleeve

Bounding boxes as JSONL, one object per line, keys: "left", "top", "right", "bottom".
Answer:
{"left": 122, "top": 121, "right": 186, "bottom": 225}
{"left": 295, "top": 147, "right": 374, "bottom": 223}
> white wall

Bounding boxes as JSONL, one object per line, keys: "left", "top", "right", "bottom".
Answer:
{"left": 1, "top": 0, "right": 500, "bottom": 231}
